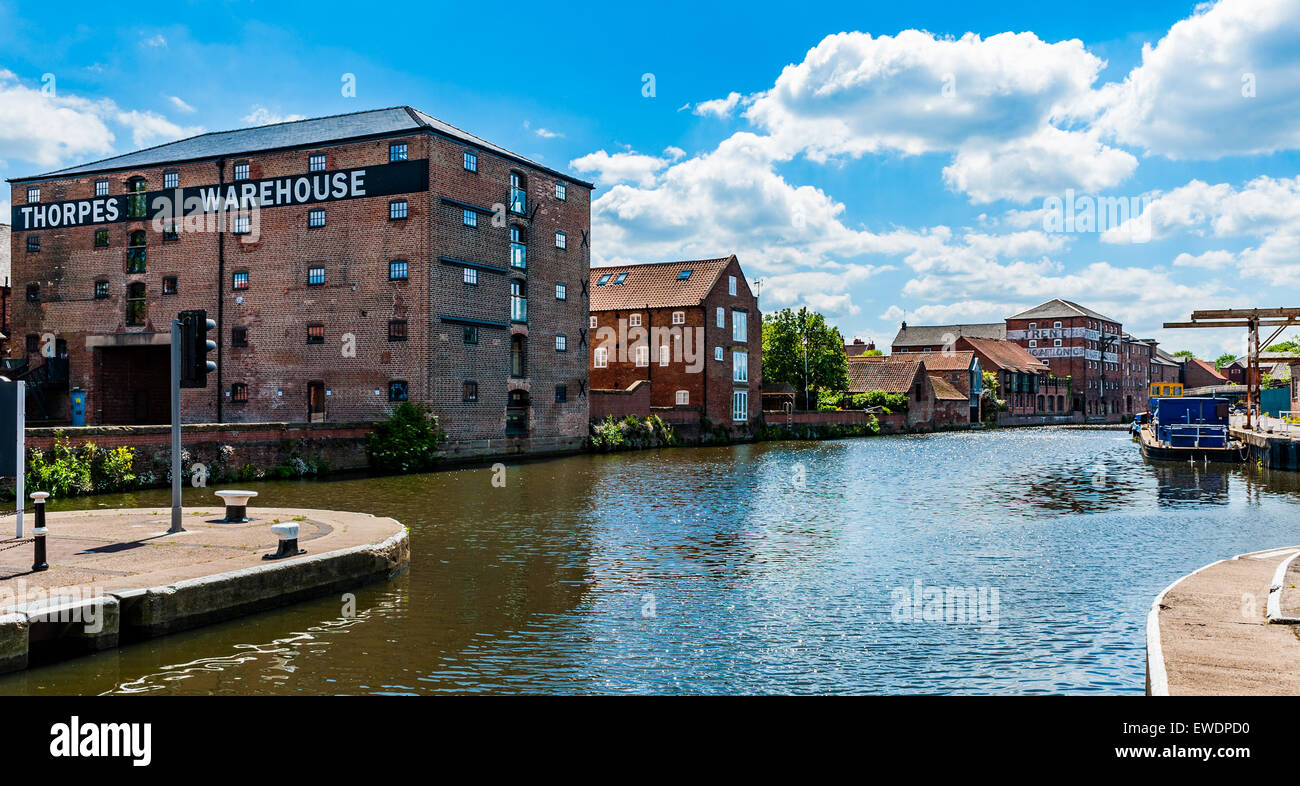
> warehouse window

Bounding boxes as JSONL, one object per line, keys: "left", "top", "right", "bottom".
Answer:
{"left": 461, "top": 209, "right": 477, "bottom": 227}
{"left": 388, "top": 380, "right": 408, "bottom": 402}
{"left": 232, "top": 270, "right": 249, "bottom": 290}
{"left": 231, "top": 383, "right": 249, "bottom": 403}
{"left": 26, "top": 186, "right": 39, "bottom": 203}
{"left": 555, "top": 231, "right": 566, "bottom": 249}
{"left": 556, "top": 334, "right": 567, "bottom": 352}
{"left": 715, "top": 346, "right": 723, "bottom": 361}
{"left": 233, "top": 161, "right": 249, "bottom": 180}
{"left": 511, "top": 335, "right": 527, "bottom": 377}
{"left": 510, "top": 225, "right": 526, "bottom": 269}
{"left": 593, "top": 347, "right": 608, "bottom": 368}
{"left": 463, "top": 325, "right": 478, "bottom": 345}
{"left": 509, "top": 171, "right": 527, "bottom": 214}
{"left": 1029, "top": 340, "right": 1037, "bottom": 348}
{"left": 232, "top": 215, "right": 251, "bottom": 234}
{"left": 126, "top": 177, "right": 147, "bottom": 219}
{"left": 464, "top": 151, "right": 477, "bottom": 172}
{"left": 232, "top": 327, "right": 248, "bottom": 347}
{"left": 163, "top": 276, "right": 178, "bottom": 295}
{"left": 127, "top": 230, "right": 146, "bottom": 272}
{"left": 164, "top": 171, "right": 179, "bottom": 189}
{"left": 388, "top": 320, "right": 408, "bottom": 342}
{"left": 25, "top": 335, "right": 38, "bottom": 353}
{"left": 510, "top": 280, "right": 527, "bottom": 322}
{"left": 555, "top": 384, "right": 567, "bottom": 403}
{"left": 26, "top": 235, "right": 40, "bottom": 253}
{"left": 307, "top": 324, "right": 325, "bottom": 344}
{"left": 307, "top": 266, "right": 325, "bottom": 286}
{"left": 95, "top": 179, "right": 109, "bottom": 197}
{"left": 126, "top": 283, "right": 146, "bottom": 325}
{"left": 309, "top": 153, "right": 326, "bottom": 172}
{"left": 555, "top": 182, "right": 566, "bottom": 201}
{"left": 309, "top": 208, "right": 326, "bottom": 228}
{"left": 463, "top": 381, "right": 478, "bottom": 402}
{"left": 555, "top": 282, "right": 566, "bottom": 300}
{"left": 389, "top": 143, "right": 408, "bottom": 162}
{"left": 389, "top": 260, "right": 408, "bottom": 281}
{"left": 94, "top": 280, "right": 109, "bottom": 299}
{"left": 25, "top": 284, "right": 40, "bottom": 302}
{"left": 389, "top": 199, "right": 408, "bottom": 220}
{"left": 463, "top": 267, "right": 477, "bottom": 285}
{"left": 163, "top": 221, "right": 179, "bottom": 241}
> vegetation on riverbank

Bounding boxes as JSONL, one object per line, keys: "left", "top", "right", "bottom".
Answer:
{"left": 366, "top": 402, "right": 447, "bottom": 473}
{"left": 589, "top": 414, "right": 678, "bottom": 451}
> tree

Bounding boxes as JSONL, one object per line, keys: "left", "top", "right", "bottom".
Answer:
{"left": 862, "top": 348, "right": 883, "bottom": 357}
{"left": 1172, "top": 350, "right": 1196, "bottom": 359}
{"left": 761, "top": 307, "right": 849, "bottom": 409}
{"left": 1214, "top": 353, "right": 1237, "bottom": 370}
{"left": 1265, "top": 340, "right": 1300, "bottom": 353}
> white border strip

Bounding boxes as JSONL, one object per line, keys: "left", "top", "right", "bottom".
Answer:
{"left": 1146, "top": 557, "right": 1230, "bottom": 697}
{"left": 1265, "top": 550, "right": 1300, "bottom": 623}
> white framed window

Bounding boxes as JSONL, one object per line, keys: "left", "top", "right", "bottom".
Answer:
{"left": 715, "top": 346, "right": 723, "bottom": 361}
{"left": 1029, "top": 340, "right": 1037, "bottom": 348}
{"left": 1054, "top": 321, "right": 1062, "bottom": 329}
{"left": 716, "top": 307, "right": 725, "bottom": 328}
{"left": 309, "top": 153, "right": 326, "bottom": 172}
{"left": 309, "top": 208, "right": 326, "bottom": 228}
{"left": 164, "top": 171, "right": 179, "bottom": 189}
{"left": 1054, "top": 339, "right": 1062, "bottom": 347}
{"left": 555, "top": 182, "right": 566, "bottom": 200}
{"left": 672, "top": 311, "right": 685, "bottom": 325}
{"left": 732, "top": 310, "right": 747, "bottom": 342}
{"left": 556, "top": 334, "right": 567, "bottom": 352}
{"left": 95, "top": 179, "right": 109, "bottom": 197}
{"left": 233, "top": 215, "right": 251, "bottom": 234}
{"left": 589, "top": 316, "right": 598, "bottom": 329}
{"left": 732, "top": 390, "right": 748, "bottom": 422}
{"left": 593, "top": 347, "right": 608, "bottom": 368}
{"left": 675, "top": 390, "right": 689, "bottom": 405}
{"left": 728, "top": 275, "right": 737, "bottom": 296}
{"left": 556, "top": 282, "right": 567, "bottom": 300}
{"left": 635, "top": 345, "right": 649, "bottom": 366}
{"left": 1029, "top": 322, "right": 1036, "bottom": 330}
{"left": 234, "top": 161, "right": 250, "bottom": 180}
{"left": 556, "top": 231, "right": 566, "bottom": 249}
{"left": 629, "top": 313, "right": 642, "bottom": 327}
{"left": 26, "top": 186, "right": 39, "bottom": 203}
{"left": 463, "top": 267, "right": 478, "bottom": 285}
{"left": 463, "top": 209, "right": 477, "bottom": 227}
{"left": 733, "top": 350, "right": 748, "bottom": 382}
{"left": 659, "top": 345, "right": 670, "bottom": 366}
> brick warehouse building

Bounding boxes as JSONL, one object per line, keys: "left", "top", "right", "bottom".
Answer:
{"left": 6, "top": 107, "right": 593, "bottom": 443}
{"left": 588, "top": 256, "right": 761, "bottom": 426}
{"left": 1005, "top": 299, "right": 1124, "bottom": 416}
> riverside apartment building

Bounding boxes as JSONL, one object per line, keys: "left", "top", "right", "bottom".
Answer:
{"left": 7, "top": 107, "right": 593, "bottom": 443}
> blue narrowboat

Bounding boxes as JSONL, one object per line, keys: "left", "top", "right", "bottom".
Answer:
{"left": 1138, "top": 396, "right": 1244, "bottom": 462}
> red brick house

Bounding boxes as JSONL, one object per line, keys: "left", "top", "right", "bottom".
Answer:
{"left": 957, "top": 336, "right": 1070, "bottom": 416}
{"left": 1183, "top": 357, "right": 1229, "bottom": 389}
{"left": 6, "top": 106, "right": 593, "bottom": 445}
{"left": 917, "top": 350, "right": 982, "bottom": 423}
{"left": 588, "top": 255, "right": 761, "bottom": 427}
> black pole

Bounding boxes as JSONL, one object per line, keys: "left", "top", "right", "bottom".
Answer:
{"left": 31, "top": 492, "right": 48, "bottom": 572}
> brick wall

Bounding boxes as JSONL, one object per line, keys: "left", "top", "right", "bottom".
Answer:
{"left": 589, "top": 380, "right": 652, "bottom": 419}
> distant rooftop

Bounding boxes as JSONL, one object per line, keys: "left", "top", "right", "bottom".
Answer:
{"left": 10, "top": 106, "right": 594, "bottom": 188}
{"left": 892, "top": 322, "right": 1005, "bottom": 348}
{"left": 588, "top": 257, "right": 736, "bottom": 311}
{"left": 1008, "top": 298, "right": 1118, "bottom": 324}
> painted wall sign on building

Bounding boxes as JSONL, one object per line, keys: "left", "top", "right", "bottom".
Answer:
{"left": 10, "top": 159, "right": 429, "bottom": 231}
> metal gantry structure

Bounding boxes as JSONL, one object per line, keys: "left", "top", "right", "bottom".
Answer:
{"left": 1163, "top": 308, "right": 1300, "bottom": 431}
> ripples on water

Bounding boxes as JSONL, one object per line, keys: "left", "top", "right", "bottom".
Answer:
{"left": 5, "top": 427, "right": 1300, "bottom": 695}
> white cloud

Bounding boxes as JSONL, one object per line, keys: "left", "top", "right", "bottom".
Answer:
{"left": 242, "top": 106, "right": 306, "bottom": 126}
{"left": 1094, "top": 0, "right": 1300, "bottom": 159}
{"left": 569, "top": 147, "right": 684, "bottom": 188}
{"left": 534, "top": 127, "right": 562, "bottom": 138}
{"left": 167, "top": 95, "right": 196, "bottom": 114}
{"left": 694, "top": 92, "right": 743, "bottom": 118}
{"left": 0, "top": 69, "right": 116, "bottom": 167}
{"left": 116, "top": 110, "right": 201, "bottom": 148}
{"left": 1172, "top": 250, "right": 1234, "bottom": 269}
{"left": 880, "top": 300, "right": 1023, "bottom": 325}
{"left": 143, "top": 34, "right": 167, "bottom": 48}
{"left": 942, "top": 127, "right": 1137, "bottom": 204}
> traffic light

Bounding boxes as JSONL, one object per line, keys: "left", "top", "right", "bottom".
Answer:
{"left": 178, "top": 309, "right": 217, "bottom": 388}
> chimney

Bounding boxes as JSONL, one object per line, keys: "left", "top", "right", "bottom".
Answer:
{"left": 901, "top": 321, "right": 908, "bottom": 330}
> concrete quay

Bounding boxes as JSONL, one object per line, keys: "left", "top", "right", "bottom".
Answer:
{"left": 0, "top": 506, "right": 408, "bottom": 674}
{"left": 1147, "top": 546, "right": 1300, "bottom": 695}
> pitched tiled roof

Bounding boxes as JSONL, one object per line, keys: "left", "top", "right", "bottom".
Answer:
{"left": 960, "top": 337, "right": 1049, "bottom": 375}
{"left": 589, "top": 257, "right": 734, "bottom": 311}
{"left": 14, "top": 106, "right": 593, "bottom": 187}
{"left": 914, "top": 350, "right": 975, "bottom": 371}
{"left": 928, "top": 374, "right": 967, "bottom": 400}
{"left": 847, "top": 355, "right": 924, "bottom": 394}
{"left": 1008, "top": 298, "right": 1117, "bottom": 324}
{"left": 892, "top": 323, "right": 1005, "bottom": 347}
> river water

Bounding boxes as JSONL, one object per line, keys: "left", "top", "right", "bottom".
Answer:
{"left": 3, "top": 427, "right": 1299, "bottom": 695}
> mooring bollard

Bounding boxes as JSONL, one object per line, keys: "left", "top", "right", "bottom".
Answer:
{"left": 214, "top": 490, "right": 258, "bottom": 523}
{"left": 267, "top": 522, "right": 304, "bottom": 559}
{"left": 30, "top": 491, "right": 49, "bottom": 572}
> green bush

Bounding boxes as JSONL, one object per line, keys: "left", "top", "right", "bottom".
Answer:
{"left": 588, "top": 414, "right": 677, "bottom": 451}
{"left": 26, "top": 436, "right": 141, "bottom": 498}
{"left": 366, "top": 402, "right": 447, "bottom": 473}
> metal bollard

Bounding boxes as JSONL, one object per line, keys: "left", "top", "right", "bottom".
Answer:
{"left": 30, "top": 491, "right": 49, "bottom": 572}
{"left": 266, "top": 522, "right": 304, "bottom": 560}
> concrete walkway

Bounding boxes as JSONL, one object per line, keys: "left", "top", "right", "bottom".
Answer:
{"left": 1149, "top": 547, "right": 1300, "bottom": 695}
{"left": 0, "top": 506, "right": 408, "bottom": 674}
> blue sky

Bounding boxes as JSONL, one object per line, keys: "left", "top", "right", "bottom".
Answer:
{"left": 2, "top": 0, "right": 1297, "bottom": 359}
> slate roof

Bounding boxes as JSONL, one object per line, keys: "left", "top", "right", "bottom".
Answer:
{"left": 960, "top": 336, "right": 1050, "bottom": 375}
{"left": 847, "top": 355, "right": 925, "bottom": 394}
{"left": 1007, "top": 298, "right": 1118, "bottom": 324}
{"left": 13, "top": 106, "right": 593, "bottom": 187}
{"left": 891, "top": 323, "right": 1005, "bottom": 347}
{"left": 928, "top": 375, "right": 967, "bottom": 400}
{"left": 588, "top": 257, "right": 735, "bottom": 311}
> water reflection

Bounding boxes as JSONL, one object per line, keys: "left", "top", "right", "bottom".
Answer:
{"left": 5, "top": 427, "right": 1300, "bottom": 695}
